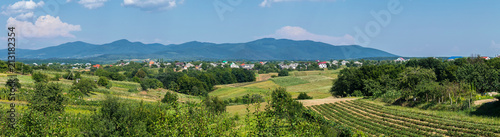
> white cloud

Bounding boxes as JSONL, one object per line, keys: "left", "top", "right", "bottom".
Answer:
{"left": 2, "top": 0, "right": 45, "bottom": 15}
{"left": 260, "top": 0, "right": 337, "bottom": 7}
{"left": 15, "top": 12, "right": 35, "bottom": 20}
{"left": 7, "top": 15, "right": 81, "bottom": 38}
{"left": 78, "top": 0, "right": 108, "bottom": 9}
{"left": 122, "top": 0, "right": 184, "bottom": 11}
{"left": 264, "top": 26, "right": 355, "bottom": 45}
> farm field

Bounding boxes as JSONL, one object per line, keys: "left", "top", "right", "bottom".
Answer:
{"left": 211, "top": 69, "right": 341, "bottom": 101}
{"left": 311, "top": 99, "right": 500, "bottom": 137}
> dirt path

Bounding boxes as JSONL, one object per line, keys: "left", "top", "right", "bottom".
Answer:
{"left": 474, "top": 99, "right": 498, "bottom": 105}
{"left": 299, "top": 97, "right": 359, "bottom": 106}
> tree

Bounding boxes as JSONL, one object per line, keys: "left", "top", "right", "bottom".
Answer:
{"left": 135, "top": 69, "right": 147, "bottom": 78}
{"left": 29, "top": 82, "right": 65, "bottom": 113}
{"left": 204, "top": 96, "right": 226, "bottom": 114}
{"left": 161, "top": 92, "right": 178, "bottom": 107}
{"left": 72, "top": 78, "right": 97, "bottom": 95}
{"left": 297, "top": 92, "right": 312, "bottom": 100}
{"left": 98, "top": 76, "right": 110, "bottom": 87}
{"left": 32, "top": 72, "right": 49, "bottom": 83}
{"left": 278, "top": 70, "right": 289, "bottom": 76}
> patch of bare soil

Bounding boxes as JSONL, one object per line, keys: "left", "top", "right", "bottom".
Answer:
{"left": 474, "top": 99, "right": 498, "bottom": 105}
{"left": 299, "top": 97, "right": 358, "bottom": 106}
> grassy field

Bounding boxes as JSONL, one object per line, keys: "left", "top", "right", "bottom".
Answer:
{"left": 311, "top": 99, "right": 500, "bottom": 136}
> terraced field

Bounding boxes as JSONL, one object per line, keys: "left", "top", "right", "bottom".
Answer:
{"left": 310, "top": 100, "right": 500, "bottom": 137}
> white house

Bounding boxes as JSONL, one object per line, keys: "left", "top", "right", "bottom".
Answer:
{"left": 318, "top": 61, "right": 328, "bottom": 69}
{"left": 230, "top": 63, "right": 239, "bottom": 68}
{"left": 395, "top": 57, "right": 406, "bottom": 62}
{"left": 341, "top": 60, "right": 349, "bottom": 66}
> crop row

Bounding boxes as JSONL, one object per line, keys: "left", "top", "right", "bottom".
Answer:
{"left": 324, "top": 103, "right": 438, "bottom": 137}
{"left": 350, "top": 100, "right": 500, "bottom": 136}
{"left": 338, "top": 101, "right": 480, "bottom": 137}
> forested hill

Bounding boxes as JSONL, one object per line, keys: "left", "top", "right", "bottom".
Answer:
{"left": 4, "top": 38, "right": 397, "bottom": 61}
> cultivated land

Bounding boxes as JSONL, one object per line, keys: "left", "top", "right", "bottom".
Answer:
{"left": 2, "top": 68, "right": 499, "bottom": 135}
{"left": 310, "top": 99, "right": 500, "bottom": 137}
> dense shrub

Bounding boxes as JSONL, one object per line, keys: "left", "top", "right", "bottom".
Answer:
{"left": 278, "top": 70, "right": 289, "bottom": 76}
{"left": 161, "top": 92, "right": 178, "bottom": 107}
{"left": 297, "top": 92, "right": 313, "bottom": 100}
{"left": 204, "top": 96, "right": 226, "bottom": 114}
{"left": 29, "top": 82, "right": 65, "bottom": 113}
{"left": 32, "top": 72, "right": 49, "bottom": 83}
{"left": 72, "top": 78, "right": 97, "bottom": 95}
{"left": 97, "top": 76, "right": 110, "bottom": 86}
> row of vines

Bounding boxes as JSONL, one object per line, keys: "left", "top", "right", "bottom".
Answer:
{"left": 310, "top": 100, "right": 500, "bottom": 137}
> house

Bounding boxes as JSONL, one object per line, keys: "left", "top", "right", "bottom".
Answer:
{"left": 332, "top": 60, "right": 339, "bottom": 65}
{"left": 341, "top": 60, "right": 350, "bottom": 66}
{"left": 33, "top": 63, "right": 38, "bottom": 66}
{"left": 259, "top": 62, "right": 267, "bottom": 65}
{"left": 481, "top": 56, "right": 490, "bottom": 60}
{"left": 184, "top": 63, "right": 195, "bottom": 69}
{"left": 318, "top": 61, "right": 328, "bottom": 69}
{"left": 241, "top": 64, "right": 255, "bottom": 70}
{"left": 93, "top": 64, "right": 101, "bottom": 68}
{"left": 354, "top": 61, "right": 363, "bottom": 66}
{"left": 149, "top": 61, "right": 155, "bottom": 67}
{"left": 210, "top": 63, "right": 218, "bottom": 67}
{"left": 175, "top": 62, "right": 184, "bottom": 67}
{"left": 394, "top": 57, "right": 406, "bottom": 62}
{"left": 447, "top": 56, "right": 462, "bottom": 61}
{"left": 230, "top": 63, "right": 239, "bottom": 68}
{"left": 85, "top": 63, "right": 91, "bottom": 66}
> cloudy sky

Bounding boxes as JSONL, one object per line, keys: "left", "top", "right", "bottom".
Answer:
{"left": 1, "top": 0, "right": 499, "bottom": 57}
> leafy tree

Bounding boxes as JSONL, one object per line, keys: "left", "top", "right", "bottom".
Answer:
{"left": 132, "top": 76, "right": 141, "bottom": 83}
{"left": 297, "top": 92, "right": 312, "bottom": 100}
{"left": 135, "top": 69, "right": 147, "bottom": 78}
{"left": 72, "top": 78, "right": 97, "bottom": 95}
{"left": 52, "top": 74, "right": 61, "bottom": 81}
{"left": 161, "top": 92, "right": 178, "bottom": 107}
{"left": 5, "top": 77, "right": 21, "bottom": 89}
{"left": 98, "top": 76, "right": 110, "bottom": 87}
{"left": 278, "top": 70, "right": 289, "bottom": 76}
{"left": 29, "top": 82, "right": 65, "bottom": 113}
{"left": 32, "top": 72, "right": 49, "bottom": 83}
{"left": 168, "top": 81, "right": 179, "bottom": 92}
{"left": 204, "top": 96, "right": 226, "bottom": 114}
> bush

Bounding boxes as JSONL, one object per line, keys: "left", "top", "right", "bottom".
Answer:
{"left": 278, "top": 70, "right": 289, "bottom": 76}
{"left": 98, "top": 76, "right": 110, "bottom": 86}
{"left": 352, "top": 90, "right": 363, "bottom": 97}
{"left": 72, "top": 78, "right": 97, "bottom": 95}
{"left": 204, "top": 96, "right": 226, "bottom": 114}
{"left": 52, "top": 74, "right": 61, "bottom": 81}
{"left": 128, "top": 88, "right": 139, "bottom": 93}
{"left": 495, "top": 94, "right": 500, "bottom": 100}
{"left": 29, "top": 82, "right": 65, "bottom": 113}
{"left": 297, "top": 92, "right": 313, "bottom": 100}
{"left": 161, "top": 92, "right": 178, "bottom": 107}
{"left": 32, "top": 72, "right": 49, "bottom": 83}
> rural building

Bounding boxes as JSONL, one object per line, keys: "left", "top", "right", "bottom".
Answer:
{"left": 482, "top": 56, "right": 491, "bottom": 60}
{"left": 394, "top": 57, "right": 406, "bottom": 62}
{"left": 230, "top": 63, "right": 239, "bottom": 68}
{"left": 341, "top": 60, "right": 350, "bottom": 66}
{"left": 318, "top": 61, "right": 328, "bottom": 68}
{"left": 241, "top": 64, "right": 255, "bottom": 69}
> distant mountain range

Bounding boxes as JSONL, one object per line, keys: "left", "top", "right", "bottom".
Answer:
{"left": 4, "top": 38, "right": 397, "bottom": 61}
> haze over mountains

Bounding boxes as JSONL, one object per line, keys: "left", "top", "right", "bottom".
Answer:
{"left": 6, "top": 38, "right": 397, "bottom": 61}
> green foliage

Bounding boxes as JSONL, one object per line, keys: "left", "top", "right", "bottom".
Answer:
{"left": 72, "top": 78, "right": 97, "bottom": 95}
{"left": 204, "top": 96, "right": 226, "bottom": 114}
{"left": 140, "top": 78, "right": 163, "bottom": 91}
{"left": 352, "top": 90, "right": 363, "bottom": 97}
{"left": 29, "top": 82, "right": 65, "bottom": 113}
{"left": 135, "top": 69, "right": 147, "bottom": 78}
{"left": 97, "top": 76, "right": 110, "bottom": 86}
{"left": 297, "top": 92, "right": 313, "bottom": 100}
{"left": 278, "top": 70, "right": 289, "bottom": 76}
{"left": 5, "top": 77, "right": 21, "bottom": 89}
{"left": 494, "top": 94, "right": 500, "bottom": 100}
{"left": 126, "top": 88, "right": 138, "bottom": 92}
{"left": 52, "top": 73, "right": 61, "bottom": 81}
{"left": 32, "top": 72, "right": 49, "bottom": 83}
{"left": 161, "top": 92, "right": 178, "bottom": 106}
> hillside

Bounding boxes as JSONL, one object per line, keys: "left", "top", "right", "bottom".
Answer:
{"left": 5, "top": 38, "right": 397, "bottom": 61}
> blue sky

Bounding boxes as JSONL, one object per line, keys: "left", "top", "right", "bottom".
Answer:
{"left": 1, "top": 0, "right": 499, "bottom": 57}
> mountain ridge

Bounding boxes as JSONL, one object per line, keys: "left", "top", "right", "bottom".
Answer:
{"left": 4, "top": 38, "right": 398, "bottom": 60}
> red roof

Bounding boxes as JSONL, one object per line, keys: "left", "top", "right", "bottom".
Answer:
{"left": 318, "top": 61, "right": 327, "bottom": 65}
{"left": 240, "top": 63, "right": 245, "bottom": 66}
